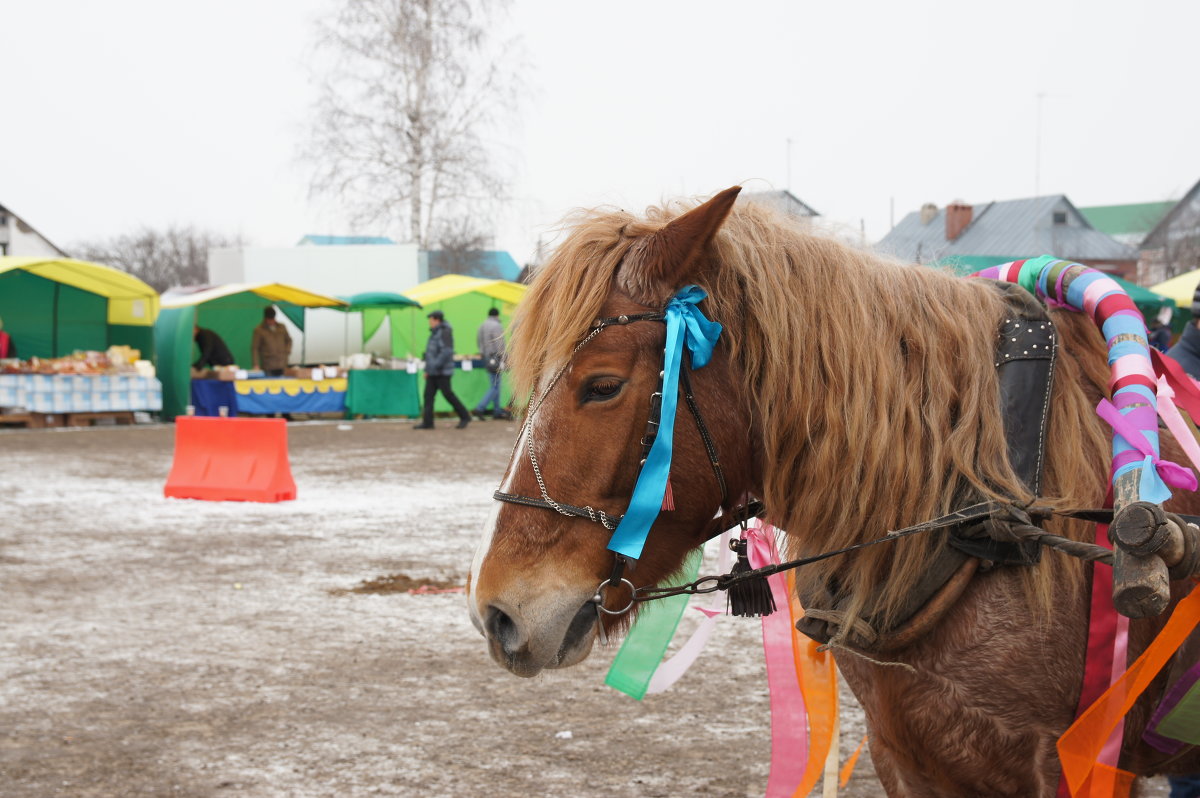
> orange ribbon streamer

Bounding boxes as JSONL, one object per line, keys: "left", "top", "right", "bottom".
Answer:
{"left": 839, "top": 734, "right": 868, "bottom": 789}
{"left": 787, "top": 571, "right": 839, "bottom": 797}
{"left": 1057, "top": 584, "right": 1200, "bottom": 796}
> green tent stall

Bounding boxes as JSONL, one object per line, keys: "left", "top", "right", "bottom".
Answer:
{"left": 315, "top": 290, "right": 424, "bottom": 360}
{"left": 0, "top": 257, "right": 159, "bottom": 360}
{"left": 402, "top": 275, "right": 526, "bottom": 413}
{"left": 155, "top": 283, "right": 348, "bottom": 419}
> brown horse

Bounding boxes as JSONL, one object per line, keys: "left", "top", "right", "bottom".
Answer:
{"left": 467, "top": 186, "right": 1200, "bottom": 796}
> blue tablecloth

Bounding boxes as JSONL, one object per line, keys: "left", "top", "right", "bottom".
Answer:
{"left": 190, "top": 379, "right": 239, "bottom": 417}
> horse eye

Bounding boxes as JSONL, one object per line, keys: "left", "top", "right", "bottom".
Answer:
{"left": 586, "top": 380, "right": 623, "bottom": 401}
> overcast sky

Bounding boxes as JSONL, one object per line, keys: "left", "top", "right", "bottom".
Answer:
{"left": 3, "top": 0, "right": 1198, "bottom": 267}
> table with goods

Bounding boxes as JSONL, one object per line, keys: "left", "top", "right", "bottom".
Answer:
{"left": 0, "top": 346, "right": 162, "bottom": 428}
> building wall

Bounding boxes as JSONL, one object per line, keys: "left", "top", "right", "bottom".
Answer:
{"left": 205, "top": 244, "right": 422, "bottom": 364}
{"left": 0, "top": 214, "right": 65, "bottom": 257}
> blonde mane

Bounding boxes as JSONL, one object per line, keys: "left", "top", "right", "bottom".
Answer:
{"left": 510, "top": 197, "right": 1111, "bottom": 625}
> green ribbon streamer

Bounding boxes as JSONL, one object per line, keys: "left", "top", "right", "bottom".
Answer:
{"left": 1156, "top": 680, "right": 1200, "bottom": 745}
{"left": 604, "top": 547, "right": 703, "bottom": 700}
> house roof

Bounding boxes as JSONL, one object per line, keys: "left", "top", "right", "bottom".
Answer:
{"left": 297, "top": 234, "right": 396, "bottom": 246}
{"left": 741, "top": 190, "right": 819, "bottom": 218}
{"left": 0, "top": 202, "right": 68, "bottom": 256}
{"left": 878, "top": 195, "right": 1138, "bottom": 264}
{"left": 1078, "top": 201, "right": 1176, "bottom": 238}
{"left": 1142, "top": 178, "right": 1200, "bottom": 250}
{"left": 423, "top": 250, "right": 521, "bottom": 281}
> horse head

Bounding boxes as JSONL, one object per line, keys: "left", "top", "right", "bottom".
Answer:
{"left": 468, "top": 187, "right": 760, "bottom": 677}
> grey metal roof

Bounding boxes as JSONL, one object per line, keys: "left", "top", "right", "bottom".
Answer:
{"left": 877, "top": 195, "right": 1137, "bottom": 264}
{"left": 741, "top": 190, "right": 819, "bottom": 218}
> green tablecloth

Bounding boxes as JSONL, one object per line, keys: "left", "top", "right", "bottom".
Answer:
{"left": 346, "top": 370, "right": 421, "bottom": 417}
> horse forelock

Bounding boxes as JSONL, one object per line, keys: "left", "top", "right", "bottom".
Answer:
{"left": 509, "top": 194, "right": 1113, "bottom": 631}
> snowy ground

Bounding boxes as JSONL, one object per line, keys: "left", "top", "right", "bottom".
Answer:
{"left": 0, "top": 420, "right": 1171, "bottom": 797}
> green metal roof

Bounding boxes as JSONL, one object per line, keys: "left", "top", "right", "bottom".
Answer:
{"left": 1078, "top": 201, "right": 1176, "bottom": 236}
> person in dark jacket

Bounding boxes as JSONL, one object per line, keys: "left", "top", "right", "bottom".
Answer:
{"left": 472, "top": 307, "right": 510, "bottom": 420}
{"left": 414, "top": 310, "right": 470, "bottom": 429}
{"left": 193, "top": 325, "right": 235, "bottom": 369}
{"left": 1166, "top": 285, "right": 1200, "bottom": 379}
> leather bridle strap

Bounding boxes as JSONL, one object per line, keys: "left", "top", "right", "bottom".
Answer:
{"left": 492, "top": 490, "right": 623, "bottom": 529}
{"left": 492, "top": 309, "right": 759, "bottom": 548}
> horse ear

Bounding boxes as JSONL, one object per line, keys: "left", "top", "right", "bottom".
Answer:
{"left": 620, "top": 186, "right": 741, "bottom": 301}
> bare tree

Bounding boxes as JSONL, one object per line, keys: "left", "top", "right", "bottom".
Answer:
{"left": 427, "top": 214, "right": 495, "bottom": 277}
{"left": 73, "top": 227, "right": 241, "bottom": 293}
{"left": 305, "top": 0, "right": 521, "bottom": 248}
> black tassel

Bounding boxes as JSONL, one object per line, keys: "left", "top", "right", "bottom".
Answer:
{"left": 726, "top": 537, "right": 776, "bottom": 617}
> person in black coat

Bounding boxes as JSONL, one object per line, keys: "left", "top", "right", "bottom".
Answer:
{"left": 414, "top": 310, "right": 470, "bottom": 429}
{"left": 193, "top": 325, "right": 235, "bottom": 369}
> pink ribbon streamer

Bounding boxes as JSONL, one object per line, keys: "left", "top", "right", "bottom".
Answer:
{"left": 645, "top": 530, "right": 732, "bottom": 694}
{"left": 747, "top": 521, "right": 810, "bottom": 798}
{"left": 1157, "top": 376, "right": 1200, "bottom": 478}
{"left": 1096, "top": 399, "right": 1197, "bottom": 492}
{"left": 645, "top": 606, "right": 723, "bottom": 694}
{"left": 1099, "top": 613, "right": 1131, "bottom": 770}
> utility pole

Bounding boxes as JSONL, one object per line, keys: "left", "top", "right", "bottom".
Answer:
{"left": 1035, "top": 91, "right": 1046, "bottom": 197}
{"left": 786, "top": 137, "right": 793, "bottom": 193}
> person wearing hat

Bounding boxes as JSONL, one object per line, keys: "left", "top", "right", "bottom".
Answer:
{"left": 415, "top": 310, "right": 471, "bottom": 429}
{"left": 1166, "top": 284, "right": 1200, "bottom": 379}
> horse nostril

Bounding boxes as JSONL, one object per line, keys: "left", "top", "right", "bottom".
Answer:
{"left": 485, "top": 604, "right": 521, "bottom": 654}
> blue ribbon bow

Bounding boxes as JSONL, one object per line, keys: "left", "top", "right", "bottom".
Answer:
{"left": 607, "top": 285, "right": 723, "bottom": 560}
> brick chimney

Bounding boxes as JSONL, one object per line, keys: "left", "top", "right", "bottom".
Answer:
{"left": 945, "top": 202, "right": 973, "bottom": 241}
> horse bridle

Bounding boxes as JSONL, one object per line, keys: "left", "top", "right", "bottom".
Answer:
{"left": 492, "top": 310, "right": 764, "bottom": 626}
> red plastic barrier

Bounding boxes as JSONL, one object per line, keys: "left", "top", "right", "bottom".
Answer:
{"left": 164, "top": 417, "right": 297, "bottom": 502}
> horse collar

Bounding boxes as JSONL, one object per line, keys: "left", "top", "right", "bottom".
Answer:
{"left": 795, "top": 282, "right": 1060, "bottom": 651}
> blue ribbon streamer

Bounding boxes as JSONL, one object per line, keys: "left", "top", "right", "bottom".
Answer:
{"left": 607, "top": 285, "right": 723, "bottom": 560}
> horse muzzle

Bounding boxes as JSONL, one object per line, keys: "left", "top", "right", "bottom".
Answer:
{"left": 478, "top": 593, "right": 598, "bottom": 677}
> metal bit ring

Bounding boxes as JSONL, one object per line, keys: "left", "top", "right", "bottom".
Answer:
{"left": 591, "top": 577, "right": 637, "bottom": 616}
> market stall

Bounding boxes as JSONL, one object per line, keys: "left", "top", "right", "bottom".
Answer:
{"left": 1151, "top": 268, "right": 1200, "bottom": 312}
{"left": 402, "top": 275, "right": 525, "bottom": 414}
{"left": 0, "top": 256, "right": 160, "bottom": 359}
{"left": 155, "top": 283, "right": 349, "bottom": 419}
{"left": 313, "top": 291, "right": 423, "bottom": 418}
{"left": 0, "top": 258, "right": 163, "bottom": 427}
